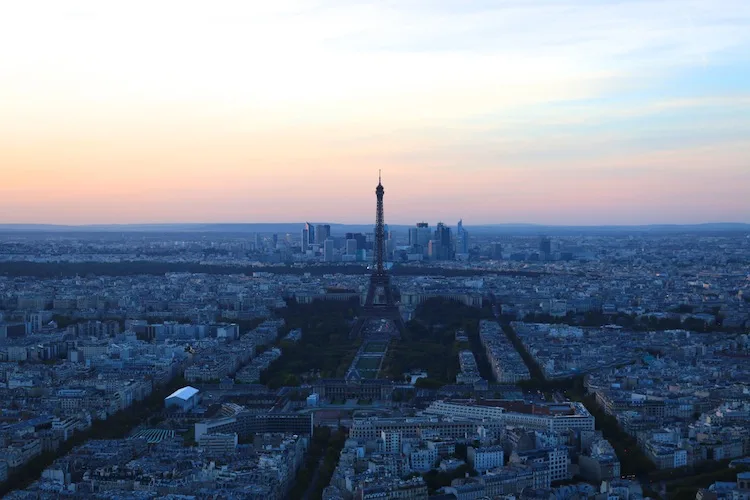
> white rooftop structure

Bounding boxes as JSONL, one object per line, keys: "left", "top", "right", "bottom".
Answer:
{"left": 167, "top": 386, "right": 199, "bottom": 401}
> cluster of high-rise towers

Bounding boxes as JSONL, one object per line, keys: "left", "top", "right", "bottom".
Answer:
{"left": 299, "top": 221, "right": 470, "bottom": 263}
{"left": 406, "top": 219, "right": 470, "bottom": 260}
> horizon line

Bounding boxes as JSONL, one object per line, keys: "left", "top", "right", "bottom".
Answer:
{"left": 1, "top": 221, "right": 749, "bottom": 229}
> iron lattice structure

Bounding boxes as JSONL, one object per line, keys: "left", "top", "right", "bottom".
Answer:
{"left": 356, "top": 173, "right": 405, "bottom": 336}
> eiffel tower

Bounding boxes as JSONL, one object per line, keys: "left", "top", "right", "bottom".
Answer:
{"left": 352, "top": 172, "right": 405, "bottom": 338}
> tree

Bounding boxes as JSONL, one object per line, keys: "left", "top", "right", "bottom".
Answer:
{"left": 382, "top": 298, "right": 492, "bottom": 386}
{"left": 260, "top": 298, "right": 362, "bottom": 388}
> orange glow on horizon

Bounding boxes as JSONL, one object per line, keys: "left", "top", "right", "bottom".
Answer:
{"left": 1, "top": 1, "right": 749, "bottom": 225}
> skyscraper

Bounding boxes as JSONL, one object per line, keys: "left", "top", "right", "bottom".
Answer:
{"left": 301, "top": 227, "right": 309, "bottom": 252}
{"left": 456, "top": 219, "right": 469, "bottom": 255}
{"left": 384, "top": 224, "right": 393, "bottom": 260}
{"left": 323, "top": 239, "right": 334, "bottom": 262}
{"left": 435, "top": 222, "right": 453, "bottom": 260}
{"left": 304, "top": 222, "right": 315, "bottom": 248}
{"left": 315, "top": 224, "right": 331, "bottom": 245}
{"left": 416, "top": 222, "right": 432, "bottom": 248}
{"left": 346, "top": 232, "right": 367, "bottom": 251}
{"left": 428, "top": 239, "right": 442, "bottom": 260}
{"left": 345, "top": 239, "right": 358, "bottom": 256}
{"left": 408, "top": 227, "right": 418, "bottom": 246}
{"left": 539, "top": 236, "right": 552, "bottom": 260}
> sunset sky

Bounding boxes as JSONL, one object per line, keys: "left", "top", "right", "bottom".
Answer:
{"left": 2, "top": 0, "right": 749, "bottom": 225}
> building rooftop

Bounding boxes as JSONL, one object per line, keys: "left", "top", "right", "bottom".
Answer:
{"left": 166, "top": 386, "right": 199, "bottom": 401}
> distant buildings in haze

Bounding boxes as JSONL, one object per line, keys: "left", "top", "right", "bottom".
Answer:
{"left": 295, "top": 219, "right": 477, "bottom": 263}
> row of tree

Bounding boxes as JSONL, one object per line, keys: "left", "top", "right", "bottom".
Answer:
{"left": 0, "top": 261, "right": 381, "bottom": 279}
{"left": 289, "top": 426, "right": 348, "bottom": 499}
{"left": 498, "top": 320, "right": 657, "bottom": 476}
{"left": 664, "top": 462, "right": 750, "bottom": 500}
{"left": 579, "top": 394, "right": 656, "bottom": 476}
{"left": 521, "top": 310, "right": 740, "bottom": 333}
{"left": 0, "top": 261, "right": 542, "bottom": 280}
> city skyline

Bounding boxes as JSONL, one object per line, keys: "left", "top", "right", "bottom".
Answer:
{"left": 2, "top": 0, "right": 750, "bottom": 225}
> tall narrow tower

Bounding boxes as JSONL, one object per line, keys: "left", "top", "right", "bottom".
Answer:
{"left": 374, "top": 171, "right": 386, "bottom": 275}
{"left": 355, "top": 172, "right": 404, "bottom": 337}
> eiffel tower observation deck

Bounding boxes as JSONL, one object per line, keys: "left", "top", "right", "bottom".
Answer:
{"left": 350, "top": 172, "right": 405, "bottom": 339}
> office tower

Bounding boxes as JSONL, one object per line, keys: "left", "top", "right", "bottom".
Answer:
{"left": 315, "top": 224, "right": 324, "bottom": 244}
{"left": 436, "top": 222, "right": 451, "bottom": 247}
{"left": 540, "top": 236, "right": 552, "bottom": 260}
{"left": 408, "top": 227, "right": 418, "bottom": 246}
{"left": 301, "top": 228, "right": 308, "bottom": 251}
{"left": 428, "top": 240, "right": 441, "bottom": 260}
{"left": 346, "top": 232, "right": 367, "bottom": 251}
{"left": 323, "top": 239, "right": 334, "bottom": 262}
{"left": 272, "top": 234, "right": 278, "bottom": 247}
{"left": 304, "top": 222, "right": 315, "bottom": 248}
{"left": 435, "top": 223, "right": 453, "bottom": 260}
{"left": 316, "top": 224, "right": 331, "bottom": 245}
{"left": 383, "top": 224, "right": 393, "bottom": 259}
{"left": 254, "top": 233, "right": 262, "bottom": 250}
{"left": 416, "top": 222, "right": 432, "bottom": 248}
{"left": 456, "top": 219, "right": 469, "bottom": 254}
{"left": 346, "top": 239, "right": 358, "bottom": 256}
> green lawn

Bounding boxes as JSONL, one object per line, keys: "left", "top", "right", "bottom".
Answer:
{"left": 356, "top": 356, "right": 383, "bottom": 370}
{"left": 364, "top": 342, "right": 388, "bottom": 353}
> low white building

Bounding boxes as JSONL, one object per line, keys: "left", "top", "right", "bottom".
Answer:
{"left": 164, "top": 386, "right": 200, "bottom": 411}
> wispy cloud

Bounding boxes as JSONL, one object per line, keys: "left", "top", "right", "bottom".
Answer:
{"left": 0, "top": 0, "right": 748, "bottom": 223}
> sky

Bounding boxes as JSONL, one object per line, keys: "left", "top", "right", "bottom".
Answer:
{"left": 1, "top": 0, "right": 749, "bottom": 225}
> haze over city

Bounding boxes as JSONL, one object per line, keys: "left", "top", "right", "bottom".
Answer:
{"left": 2, "top": 0, "right": 750, "bottom": 225}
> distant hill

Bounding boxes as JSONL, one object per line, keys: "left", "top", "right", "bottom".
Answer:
{"left": 465, "top": 223, "right": 750, "bottom": 235}
{"left": 0, "top": 222, "right": 748, "bottom": 235}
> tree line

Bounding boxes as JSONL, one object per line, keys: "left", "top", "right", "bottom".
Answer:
{"left": 0, "top": 261, "right": 541, "bottom": 279}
